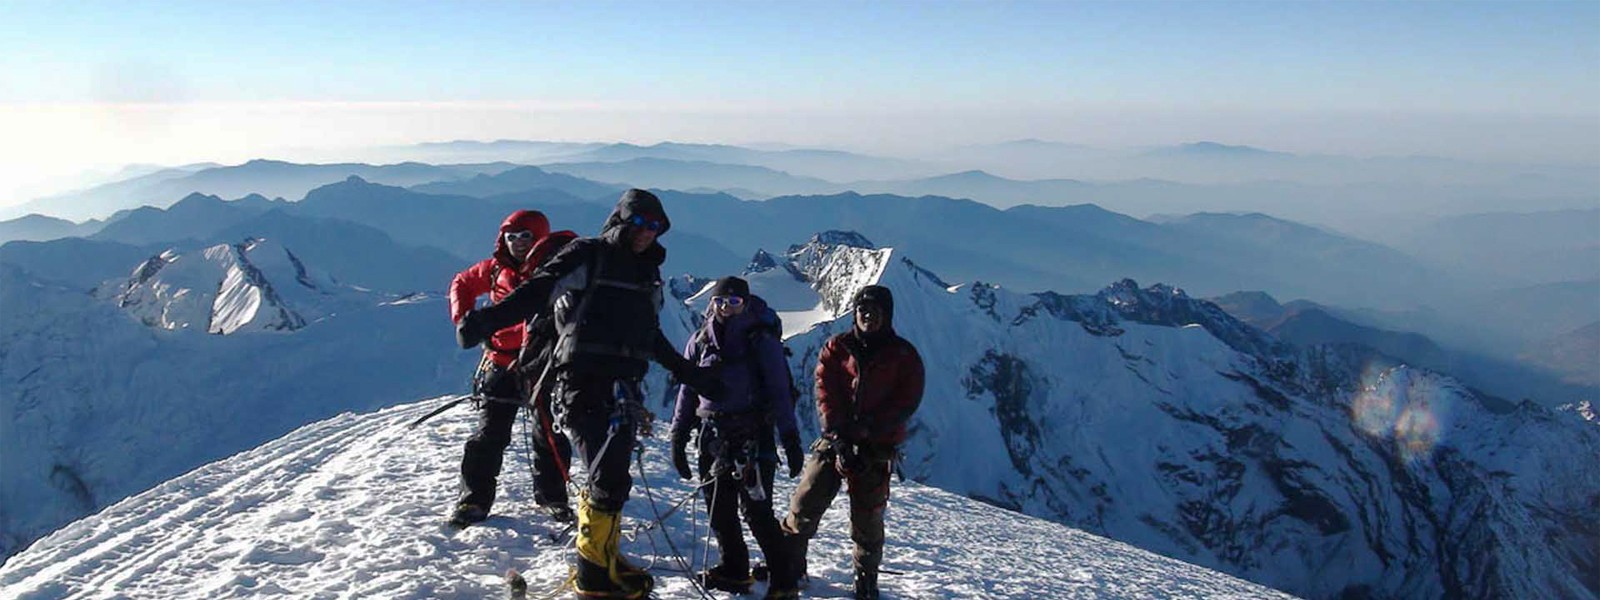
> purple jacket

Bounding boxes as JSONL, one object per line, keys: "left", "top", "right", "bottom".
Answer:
{"left": 671, "top": 295, "right": 799, "bottom": 438}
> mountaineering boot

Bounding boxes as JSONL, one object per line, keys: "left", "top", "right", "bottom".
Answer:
{"left": 575, "top": 558, "right": 638, "bottom": 599}
{"left": 541, "top": 502, "right": 576, "bottom": 524}
{"left": 448, "top": 503, "right": 488, "bottom": 529}
{"left": 761, "top": 534, "right": 804, "bottom": 599}
{"left": 853, "top": 568, "right": 879, "bottom": 600}
{"left": 574, "top": 496, "right": 652, "bottom": 598}
{"left": 789, "top": 536, "right": 810, "bottom": 584}
{"left": 694, "top": 564, "right": 754, "bottom": 594}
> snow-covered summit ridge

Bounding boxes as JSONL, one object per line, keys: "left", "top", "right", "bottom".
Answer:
{"left": 724, "top": 231, "right": 1273, "bottom": 353}
{"left": 94, "top": 238, "right": 355, "bottom": 335}
{"left": 0, "top": 397, "right": 1294, "bottom": 599}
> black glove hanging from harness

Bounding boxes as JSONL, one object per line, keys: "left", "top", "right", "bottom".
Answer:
{"left": 780, "top": 430, "right": 804, "bottom": 479}
{"left": 671, "top": 426, "right": 694, "bottom": 481}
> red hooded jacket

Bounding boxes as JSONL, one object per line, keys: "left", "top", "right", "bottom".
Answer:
{"left": 814, "top": 328, "right": 925, "bottom": 446}
{"left": 449, "top": 210, "right": 573, "bottom": 367}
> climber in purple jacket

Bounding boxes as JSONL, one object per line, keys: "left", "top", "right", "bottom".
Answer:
{"left": 670, "top": 276, "right": 805, "bottom": 598}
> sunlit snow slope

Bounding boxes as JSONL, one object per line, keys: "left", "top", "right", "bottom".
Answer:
{"left": 0, "top": 397, "right": 1293, "bottom": 599}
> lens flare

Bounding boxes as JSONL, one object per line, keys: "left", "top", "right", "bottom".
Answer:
{"left": 1348, "top": 364, "right": 1452, "bottom": 463}
{"left": 1395, "top": 402, "right": 1441, "bottom": 462}
{"left": 1351, "top": 362, "right": 1399, "bottom": 436}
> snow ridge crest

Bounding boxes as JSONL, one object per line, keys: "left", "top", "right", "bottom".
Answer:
{"left": 99, "top": 238, "right": 316, "bottom": 334}
{"left": 783, "top": 231, "right": 892, "bottom": 315}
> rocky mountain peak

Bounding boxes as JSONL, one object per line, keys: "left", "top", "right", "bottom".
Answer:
{"left": 780, "top": 232, "right": 894, "bottom": 315}
{"left": 789, "top": 230, "right": 875, "bottom": 255}
{"left": 1091, "top": 278, "right": 1286, "bottom": 359}
{"left": 745, "top": 248, "right": 780, "bottom": 273}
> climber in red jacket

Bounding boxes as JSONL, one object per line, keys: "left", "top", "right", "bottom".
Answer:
{"left": 447, "top": 209, "right": 577, "bottom": 527}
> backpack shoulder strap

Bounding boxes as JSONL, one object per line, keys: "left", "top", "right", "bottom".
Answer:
{"left": 555, "top": 246, "right": 607, "bottom": 340}
{"left": 745, "top": 314, "right": 798, "bottom": 415}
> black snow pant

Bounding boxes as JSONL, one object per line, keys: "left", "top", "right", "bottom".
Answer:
{"left": 697, "top": 420, "right": 788, "bottom": 577}
{"left": 458, "top": 362, "right": 573, "bottom": 511}
{"left": 556, "top": 372, "right": 641, "bottom": 513}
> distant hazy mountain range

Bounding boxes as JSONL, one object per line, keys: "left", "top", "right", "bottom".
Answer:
{"left": 19, "top": 139, "right": 1593, "bottom": 232}
{"left": 1377, "top": 208, "right": 1600, "bottom": 288}
{"left": 1522, "top": 322, "right": 1600, "bottom": 387}
{"left": 1209, "top": 291, "right": 1596, "bottom": 405}
{"left": 390, "top": 140, "right": 938, "bottom": 182}
{"left": 5, "top": 160, "right": 515, "bottom": 222}
{"left": 0, "top": 214, "right": 101, "bottom": 243}
{"left": 407, "top": 164, "right": 624, "bottom": 201}
{"left": 4, "top": 173, "right": 1453, "bottom": 311}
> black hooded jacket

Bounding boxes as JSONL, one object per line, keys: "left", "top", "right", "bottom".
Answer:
{"left": 471, "top": 189, "right": 689, "bottom": 379}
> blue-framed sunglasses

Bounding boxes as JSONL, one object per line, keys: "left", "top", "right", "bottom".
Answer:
{"left": 628, "top": 214, "right": 665, "bottom": 232}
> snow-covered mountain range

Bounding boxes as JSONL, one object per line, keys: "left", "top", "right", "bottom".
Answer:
{"left": 3, "top": 229, "right": 1595, "bottom": 599}
{"left": 7, "top": 168, "right": 1594, "bottom": 384}
{"left": 0, "top": 241, "right": 478, "bottom": 560}
{"left": 672, "top": 232, "right": 1600, "bottom": 600}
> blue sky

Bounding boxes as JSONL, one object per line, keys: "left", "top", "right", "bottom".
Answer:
{"left": 0, "top": 1, "right": 1596, "bottom": 201}
{"left": 5, "top": 1, "right": 1597, "bottom": 112}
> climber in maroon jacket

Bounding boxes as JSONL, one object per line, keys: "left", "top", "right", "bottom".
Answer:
{"left": 778, "top": 284, "right": 924, "bottom": 600}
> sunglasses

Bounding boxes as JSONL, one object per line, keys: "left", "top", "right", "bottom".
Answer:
{"left": 503, "top": 230, "right": 535, "bottom": 242}
{"left": 711, "top": 295, "right": 745, "bottom": 307}
{"left": 628, "top": 214, "right": 665, "bottom": 232}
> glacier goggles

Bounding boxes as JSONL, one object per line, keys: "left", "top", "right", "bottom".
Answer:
{"left": 503, "top": 230, "right": 536, "bottom": 242}
{"left": 711, "top": 295, "right": 746, "bottom": 308}
{"left": 628, "top": 214, "right": 665, "bottom": 233}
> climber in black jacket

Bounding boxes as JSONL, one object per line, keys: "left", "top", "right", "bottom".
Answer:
{"left": 457, "top": 188, "right": 720, "bottom": 599}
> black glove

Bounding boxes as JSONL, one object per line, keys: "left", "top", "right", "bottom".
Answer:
{"left": 671, "top": 430, "right": 693, "bottom": 481}
{"left": 781, "top": 431, "right": 805, "bottom": 479}
{"left": 676, "top": 365, "right": 726, "bottom": 402}
{"left": 456, "top": 310, "right": 489, "bottom": 349}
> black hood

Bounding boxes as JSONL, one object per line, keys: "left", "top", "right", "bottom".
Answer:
{"left": 599, "top": 188, "right": 669, "bottom": 265}
{"left": 601, "top": 188, "right": 671, "bottom": 240}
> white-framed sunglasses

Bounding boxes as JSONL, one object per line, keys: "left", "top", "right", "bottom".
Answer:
{"left": 711, "top": 296, "right": 746, "bottom": 307}
{"left": 504, "top": 230, "right": 535, "bottom": 242}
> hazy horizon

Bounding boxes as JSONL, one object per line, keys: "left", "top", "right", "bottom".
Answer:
{"left": 3, "top": 1, "right": 1598, "bottom": 207}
